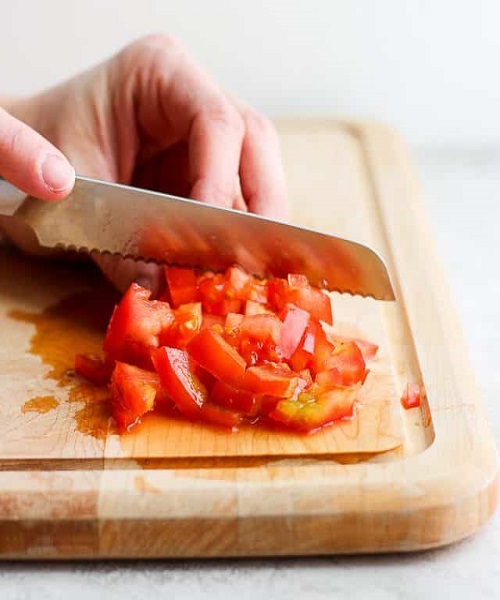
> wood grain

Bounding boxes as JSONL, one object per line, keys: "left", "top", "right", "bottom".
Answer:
{"left": 0, "top": 120, "right": 497, "bottom": 558}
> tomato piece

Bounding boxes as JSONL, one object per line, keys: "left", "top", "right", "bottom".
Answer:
{"left": 267, "top": 275, "right": 333, "bottom": 325}
{"left": 198, "top": 272, "right": 243, "bottom": 315}
{"left": 324, "top": 342, "right": 367, "bottom": 386}
{"left": 75, "top": 353, "right": 113, "bottom": 386}
{"left": 163, "top": 266, "right": 199, "bottom": 307}
{"left": 400, "top": 382, "right": 422, "bottom": 409}
{"left": 160, "top": 302, "right": 202, "bottom": 348}
{"left": 269, "top": 385, "right": 356, "bottom": 432}
{"left": 243, "top": 363, "right": 299, "bottom": 397}
{"left": 210, "top": 379, "right": 261, "bottom": 416}
{"left": 288, "top": 286, "right": 332, "bottom": 325}
{"left": 279, "top": 304, "right": 310, "bottom": 359}
{"left": 103, "top": 283, "right": 174, "bottom": 368}
{"left": 110, "top": 362, "right": 161, "bottom": 432}
{"left": 152, "top": 346, "right": 207, "bottom": 420}
{"left": 200, "top": 403, "right": 243, "bottom": 429}
{"left": 315, "top": 368, "right": 343, "bottom": 388}
{"left": 288, "top": 273, "right": 309, "bottom": 288}
{"left": 245, "top": 300, "right": 272, "bottom": 316}
{"left": 330, "top": 334, "right": 379, "bottom": 361}
{"left": 225, "top": 312, "right": 244, "bottom": 331}
{"left": 201, "top": 313, "right": 225, "bottom": 331}
{"left": 239, "top": 314, "right": 283, "bottom": 345}
{"left": 187, "top": 328, "right": 246, "bottom": 386}
{"left": 310, "top": 320, "right": 335, "bottom": 372}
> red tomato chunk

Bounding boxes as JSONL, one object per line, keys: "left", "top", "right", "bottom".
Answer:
{"left": 76, "top": 265, "right": 378, "bottom": 434}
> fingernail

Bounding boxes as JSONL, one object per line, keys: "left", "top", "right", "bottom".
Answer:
{"left": 41, "top": 154, "right": 75, "bottom": 193}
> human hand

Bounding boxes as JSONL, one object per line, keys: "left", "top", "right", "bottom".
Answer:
{"left": 0, "top": 34, "right": 288, "bottom": 293}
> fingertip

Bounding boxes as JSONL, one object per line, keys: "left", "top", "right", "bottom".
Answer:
{"left": 40, "top": 153, "right": 75, "bottom": 200}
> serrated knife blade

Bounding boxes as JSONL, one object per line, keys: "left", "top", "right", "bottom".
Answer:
{"left": 0, "top": 175, "right": 395, "bottom": 300}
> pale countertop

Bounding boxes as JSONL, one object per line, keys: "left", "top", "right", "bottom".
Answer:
{"left": 1, "top": 146, "right": 500, "bottom": 599}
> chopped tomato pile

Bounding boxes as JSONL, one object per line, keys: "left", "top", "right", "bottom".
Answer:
{"left": 75, "top": 266, "right": 379, "bottom": 434}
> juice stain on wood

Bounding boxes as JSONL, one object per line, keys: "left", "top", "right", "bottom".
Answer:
{"left": 21, "top": 395, "right": 60, "bottom": 414}
{"left": 9, "top": 287, "right": 118, "bottom": 440}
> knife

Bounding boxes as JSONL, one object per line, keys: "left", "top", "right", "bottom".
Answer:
{"left": 0, "top": 175, "right": 395, "bottom": 300}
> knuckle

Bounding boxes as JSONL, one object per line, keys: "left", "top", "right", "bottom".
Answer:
{"left": 244, "top": 112, "right": 277, "bottom": 139}
{"left": 202, "top": 102, "right": 245, "bottom": 138}
{"left": 119, "top": 33, "right": 184, "bottom": 67}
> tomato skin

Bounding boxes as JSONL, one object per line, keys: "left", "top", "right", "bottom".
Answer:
{"left": 75, "top": 354, "right": 113, "bottom": 386}
{"left": 163, "top": 266, "right": 199, "bottom": 307}
{"left": 269, "top": 385, "right": 356, "bottom": 432}
{"left": 152, "top": 346, "right": 207, "bottom": 420}
{"left": 103, "top": 283, "right": 174, "bottom": 368}
{"left": 110, "top": 362, "right": 161, "bottom": 432}
{"left": 400, "top": 382, "right": 422, "bottom": 409}
{"left": 187, "top": 328, "right": 247, "bottom": 386}
{"left": 243, "top": 363, "right": 299, "bottom": 398}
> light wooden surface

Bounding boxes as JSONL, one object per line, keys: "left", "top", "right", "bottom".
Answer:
{"left": 0, "top": 120, "right": 497, "bottom": 558}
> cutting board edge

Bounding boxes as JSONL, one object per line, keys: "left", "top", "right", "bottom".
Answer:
{"left": 0, "top": 118, "right": 497, "bottom": 558}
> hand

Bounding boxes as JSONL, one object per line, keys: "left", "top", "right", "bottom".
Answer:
{"left": 0, "top": 34, "right": 288, "bottom": 293}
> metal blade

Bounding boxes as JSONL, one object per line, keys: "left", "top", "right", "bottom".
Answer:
{"left": 1, "top": 176, "right": 395, "bottom": 300}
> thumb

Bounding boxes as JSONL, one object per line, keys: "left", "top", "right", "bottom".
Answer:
{"left": 0, "top": 106, "right": 75, "bottom": 201}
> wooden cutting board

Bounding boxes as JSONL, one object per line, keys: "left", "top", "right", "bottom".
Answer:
{"left": 0, "top": 120, "right": 497, "bottom": 558}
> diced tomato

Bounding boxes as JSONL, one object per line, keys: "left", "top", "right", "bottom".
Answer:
{"left": 75, "top": 353, "right": 113, "bottom": 386}
{"left": 163, "top": 266, "right": 199, "bottom": 307}
{"left": 103, "top": 283, "right": 174, "bottom": 368}
{"left": 152, "top": 346, "right": 207, "bottom": 420}
{"left": 330, "top": 334, "right": 379, "bottom": 361}
{"left": 198, "top": 272, "right": 243, "bottom": 315}
{"left": 243, "top": 363, "right": 299, "bottom": 397}
{"left": 400, "top": 382, "right": 423, "bottom": 409}
{"left": 288, "top": 286, "right": 332, "bottom": 325}
{"left": 200, "top": 403, "right": 243, "bottom": 429}
{"left": 287, "top": 273, "right": 309, "bottom": 288}
{"left": 309, "top": 320, "right": 336, "bottom": 372}
{"left": 201, "top": 313, "right": 225, "bottom": 331}
{"left": 266, "top": 277, "right": 289, "bottom": 311}
{"left": 110, "top": 362, "right": 161, "bottom": 432}
{"left": 160, "top": 302, "right": 202, "bottom": 348}
{"left": 226, "top": 266, "right": 268, "bottom": 303}
{"left": 279, "top": 304, "right": 310, "bottom": 359}
{"left": 267, "top": 276, "right": 333, "bottom": 325}
{"left": 210, "top": 379, "right": 261, "bottom": 416}
{"left": 315, "top": 368, "right": 343, "bottom": 388}
{"left": 324, "top": 342, "right": 366, "bottom": 386}
{"left": 238, "top": 338, "right": 277, "bottom": 366}
{"left": 269, "top": 385, "right": 356, "bottom": 432}
{"left": 245, "top": 300, "right": 272, "bottom": 316}
{"left": 225, "top": 312, "right": 244, "bottom": 331}
{"left": 239, "top": 314, "right": 283, "bottom": 345}
{"left": 187, "top": 328, "right": 246, "bottom": 386}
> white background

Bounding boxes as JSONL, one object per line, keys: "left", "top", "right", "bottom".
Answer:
{"left": 2, "top": 0, "right": 500, "bottom": 147}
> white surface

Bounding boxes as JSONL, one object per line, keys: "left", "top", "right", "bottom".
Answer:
{"left": 0, "top": 147, "right": 499, "bottom": 598}
{"left": 3, "top": 0, "right": 500, "bottom": 146}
